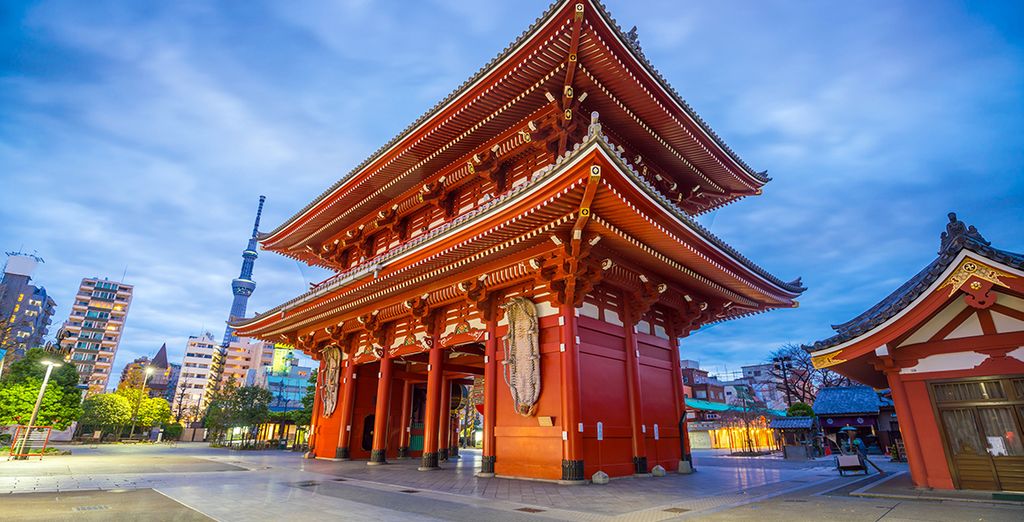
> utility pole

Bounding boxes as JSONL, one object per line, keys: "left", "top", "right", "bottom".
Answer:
{"left": 772, "top": 355, "right": 794, "bottom": 407}
{"left": 14, "top": 359, "right": 61, "bottom": 459}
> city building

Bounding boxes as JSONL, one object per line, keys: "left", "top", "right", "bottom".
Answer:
{"left": 234, "top": 0, "right": 803, "bottom": 481}
{"left": 0, "top": 252, "right": 57, "bottom": 367}
{"left": 680, "top": 362, "right": 726, "bottom": 422}
{"left": 173, "top": 332, "right": 217, "bottom": 422}
{"left": 220, "top": 337, "right": 275, "bottom": 386}
{"left": 118, "top": 343, "right": 178, "bottom": 400}
{"left": 741, "top": 363, "right": 789, "bottom": 410}
{"left": 172, "top": 332, "right": 276, "bottom": 422}
{"left": 808, "top": 213, "right": 1024, "bottom": 492}
{"left": 255, "top": 348, "right": 313, "bottom": 412}
{"left": 62, "top": 277, "right": 133, "bottom": 395}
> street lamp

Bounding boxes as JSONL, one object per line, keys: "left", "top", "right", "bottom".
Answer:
{"left": 128, "top": 366, "right": 156, "bottom": 439}
{"left": 14, "top": 360, "right": 62, "bottom": 460}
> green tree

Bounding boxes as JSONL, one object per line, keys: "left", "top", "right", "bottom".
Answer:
{"left": 203, "top": 378, "right": 238, "bottom": 442}
{"left": 787, "top": 401, "right": 815, "bottom": 417}
{"left": 138, "top": 397, "right": 172, "bottom": 429}
{"left": 233, "top": 386, "right": 272, "bottom": 446}
{"left": 80, "top": 393, "right": 132, "bottom": 432}
{"left": 0, "top": 379, "right": 80, "bottom": 430}
{"left": 0, "top": 348, "right": 83, "bottom": 430}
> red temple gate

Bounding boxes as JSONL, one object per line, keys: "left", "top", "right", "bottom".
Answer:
{"left": 234, "top": 0, "right": 802, "bottom": 482}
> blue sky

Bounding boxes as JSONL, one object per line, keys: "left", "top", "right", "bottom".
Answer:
{"left": 2, "top": 0, "right": 1022, "bottom": 383}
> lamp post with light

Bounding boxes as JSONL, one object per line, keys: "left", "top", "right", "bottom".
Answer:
{"left": 128, "top": 366, "right": 155, "bottom": 439}
{"left": 13, "top": 359, "right": 62, "bottom": 460}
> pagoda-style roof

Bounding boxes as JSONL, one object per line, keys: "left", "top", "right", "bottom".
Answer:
{"left": 260, "top": 0, "right": 771, "bottom": 264}
{"left": 808, "top": 213, "right": 1024, "bottom": 352}
{"left": 234, "top": 124, "right": 802, "bottom": 341}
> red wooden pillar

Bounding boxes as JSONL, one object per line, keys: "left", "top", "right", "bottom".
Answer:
{"left": 368, "top": 354, "right": 393, "bottom": 464}
{"left": 335, "top": 358, "right": 357, "bottom": 459}
{"left": 885, "top": 368, "right": 928, "bottom": 486}
{"left": 480, "top": 315, "right": 498, "bottom": 476}
{"left": 397, "top": 379, "right": 413, "bottom": 458}
{"left": 419, "top": 338, "right": 444, "bottom": 470}
{"left": 622, "top": 299, "right": 648, "bottom": 474}
{"left": 669, "top": 333, "right": 692, "bottom": 472}
{"left": 438, "top": 376, "right": 452, "bottom": 461}
{"left": 559, "top": 304, "right": 584, "bottom": 482}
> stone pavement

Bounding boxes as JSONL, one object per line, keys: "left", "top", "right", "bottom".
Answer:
{"left": 1, "top": 444, "right": 1020, "bottom": 521}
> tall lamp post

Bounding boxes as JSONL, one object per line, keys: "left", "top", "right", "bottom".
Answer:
{"left": 14, "top": 359, "right": 62, "bottom": 460}
{"left": 128, "top": 366, "right": 155, "bottom": 439}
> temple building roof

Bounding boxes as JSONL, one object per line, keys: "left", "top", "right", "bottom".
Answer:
{"left": 812, "top": 386, "right": 880, "bottom": 416}
{"left": 260, "top": 0, "right": 772, "bottom": 257}
{"left": 233, "top": 125, "right": 803, "bottom": 340}
{"left": 807, "top": 213, "right": 1024, "bottom": 352}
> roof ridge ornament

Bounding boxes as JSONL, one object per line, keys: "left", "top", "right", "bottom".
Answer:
{"left": 625, "top": 25, "right": 644, "bottom": 58}
{"left": 939, "top": 212, "right": 988, "bottom": 254}
{"left": 587, "top": 111, "right": 602, "bottom": 138}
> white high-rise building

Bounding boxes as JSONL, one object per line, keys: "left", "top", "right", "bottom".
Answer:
{"left": 172, "top": 332, "right": 275, "bottom": 422}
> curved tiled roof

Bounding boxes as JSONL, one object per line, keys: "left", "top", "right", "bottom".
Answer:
{"left": 812, "top": 386, "right": 880, "bottom": 416}
{"left": 261, "top": 0, "right": 765, "bottom": 241}
{"left": 807, "top": 213, "right": 1024, "bottom": 352}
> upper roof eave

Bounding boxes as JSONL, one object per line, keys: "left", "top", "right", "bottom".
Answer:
{"left": 261, "top": 0, "right": 766, "bottom": 249}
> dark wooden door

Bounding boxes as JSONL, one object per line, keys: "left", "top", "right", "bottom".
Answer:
{"left": 933, "top": 378, "right": 1024, "bottom": 492}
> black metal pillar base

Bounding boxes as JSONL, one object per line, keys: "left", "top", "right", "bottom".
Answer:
{"left": 448, "top": 446, "right": 460, "bottom": 459}
{"left": 418, "top": 452, "right": 439, "bottom": 471}
{"left": 397, "top": 446, "right": 409, "bottom": 459}
{"left": 336, "top": 447, "right": 350, "bottom": 460}
{"left": 438, "top": 448, "right": 449, "bottom": 461}
{"left": 367, "top": 449, "right": 387, "bottom": 465}
{"left": 633, "top": 455, "right": 648, "bottom": 474}
{"left": 561, "top": 459, "right": 584, "bottom": 481}
{"left": 481, "top": 455, "right": 496, "bottom": 474}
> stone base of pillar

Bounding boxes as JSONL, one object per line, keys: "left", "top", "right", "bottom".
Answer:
{"left": 303, "top": 451, "right": 315, "bottom": 459}
{"left": 479, "top": 455, "right": 496, "bottom": 475}
{"left": 677, "top": 459, "right": 694, "bottom": 474}
{"left": 448, "top": 446, "right": 460, "bottom": 459}
{"left": 367, "top": 449, "right": 387, "bottom": 465}
{"left": 336, "top": 447, "right": 350, "bottom": 460}
{"left": 438, "top": 448, "right": 449, "bottom": 461}
{"left": 633, "top": 456, "right": 648, "bottom": 475}
{"left": 418, "top": 452, "right": 440, "bottom": 471}
{"left": 560, "top": 459, "right": 585, "bottom": 483}
{"left": 397, "top": 446, "right": 409, "bottom": 459}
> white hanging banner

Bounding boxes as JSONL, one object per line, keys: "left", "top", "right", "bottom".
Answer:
{"left": 596, "top": 421, "right": 604, "bottom": 441}
{"left": 653, "top": 424, "right": 660, "bottom": 440}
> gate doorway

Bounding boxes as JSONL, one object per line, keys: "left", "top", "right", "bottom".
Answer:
{"left": 932, "top": 377, "right": 1024, "bottom": 491}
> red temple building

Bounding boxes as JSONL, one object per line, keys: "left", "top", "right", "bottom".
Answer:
{"left": 234, "top": 0, "right": 803, "bottom": 482}
{"left": 808, "top": 214, "right": 1024, "bottom": 492}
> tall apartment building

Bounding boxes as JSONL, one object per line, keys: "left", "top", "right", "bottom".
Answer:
{"left": 0, "top": 253, "right": 57, "bottom": 366}
{"left": 173, "top": 332, "right": 216, "bottom": 421}
{"left": 172, "top": 332, "right": 274, "bottom": 422}
{"left": 62, "top": 277, "right": 133, "bottom": 395}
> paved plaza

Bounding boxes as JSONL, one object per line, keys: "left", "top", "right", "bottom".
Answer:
{"left": 1, "top": 444, "right": 1021, "bottom": 521}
